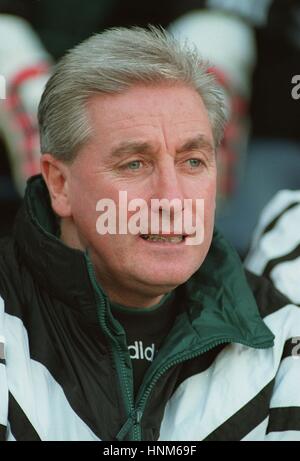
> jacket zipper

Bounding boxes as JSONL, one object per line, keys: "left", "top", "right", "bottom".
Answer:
{"left": 86, "top": 257, "right": 137, "bottom": 440}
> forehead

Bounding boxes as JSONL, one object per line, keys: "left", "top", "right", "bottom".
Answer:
{"left": 86, "top": 83, "right": 213, "bottom": 146}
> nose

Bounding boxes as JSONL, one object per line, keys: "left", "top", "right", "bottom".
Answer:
{"left": 153, "top": 157, "right": 185, "bottom": 196}
{"left": 150, "top": 158, "right": 185, "bottom": 218}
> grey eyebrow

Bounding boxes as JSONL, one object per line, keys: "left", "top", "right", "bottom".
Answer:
{"left": 110, "top": 141, "right": 154, "bottom": 158}
{"left": 176, "top": 135, "right": 214, "bottom": 155}
{"left": 109, "top": 134, "right": 214, "bottom": 159}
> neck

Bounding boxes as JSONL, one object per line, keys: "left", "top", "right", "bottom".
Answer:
{"left": 104, "top": 288, "right": 164, "bottom": 309}
{"left": 60, "top": 218, "right": 166, "bottom": 308}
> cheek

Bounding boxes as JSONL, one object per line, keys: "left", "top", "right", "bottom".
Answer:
{"left": 194, "top": 176, "right": 217, "bottom": 215}
{"left": 68, "top": 182, "right": 102, "bottom": 240}
{"left": 200, "top": 179, "right": 217, "bottom": 240}
{"left": 205, "top": 181, "right": 217, "bottom": 214}
{"left": 69, "top": 175, "right": 118, "bottom": 219}
{"left": 70, "top": 185, "right": 94, "bottom": 223}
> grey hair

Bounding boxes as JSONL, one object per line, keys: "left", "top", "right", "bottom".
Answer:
{"left": 38, "top": 26, "right": 227, "bottom": 162}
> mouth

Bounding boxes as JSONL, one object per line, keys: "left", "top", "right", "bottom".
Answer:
{"left": 140, "top": 234, "right": 186, "bottom": 243}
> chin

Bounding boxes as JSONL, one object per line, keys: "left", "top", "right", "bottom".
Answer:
{"left": 136, "top": 264, "right": 198, "bottom": 291}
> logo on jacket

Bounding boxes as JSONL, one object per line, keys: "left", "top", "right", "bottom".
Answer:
{"left": 128, "top": 341, "right": 156, "bottom": 361}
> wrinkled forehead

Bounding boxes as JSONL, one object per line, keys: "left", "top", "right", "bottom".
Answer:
{"left": 85, "top": 83, "right": 214, "bottom": 154}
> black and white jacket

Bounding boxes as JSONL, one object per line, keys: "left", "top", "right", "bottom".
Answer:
{"left": 1, "top": 176, "right": 300, "bottom": 441}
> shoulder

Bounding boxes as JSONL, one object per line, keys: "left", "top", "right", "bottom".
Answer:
{"left": 0, "top": 237, "right": 15, "bottom": 295}
{"left": 0, "top": 236, "right": 27, "bottom": 321}
{"left": 245, "top": 270, "right": 292, "bottom": 319}
{"left": 245, "top": 270, "right": 300, "bottom": 375}
{"left": 246, "top": 270, "right": 300, "bottom": 440}
{"left": 245, "top": 190, "right": 300, "bottom": 305}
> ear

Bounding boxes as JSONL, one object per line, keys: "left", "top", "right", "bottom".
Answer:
{"left": 40, "top": 154, "right": 72, "bottom": 218}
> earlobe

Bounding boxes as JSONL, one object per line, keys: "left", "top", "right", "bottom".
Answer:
{"left": 40, "top": 154, "right": 72, "bottom": 218}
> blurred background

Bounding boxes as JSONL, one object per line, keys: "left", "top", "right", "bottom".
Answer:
{"left": 0, "top": 0, "right": 299, "bottom": 257}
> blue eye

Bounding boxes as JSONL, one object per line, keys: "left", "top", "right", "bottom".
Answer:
{"left": 127, "top": 160, "right": 142, "bottom": 170}
{"left": 187, "top": 159, "right": 201, "bottom": 168}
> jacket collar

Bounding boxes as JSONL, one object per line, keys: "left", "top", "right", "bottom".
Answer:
{"left": 14, "top": 175, "right": 99, "bottom": 323}
{"left": 13, "top": 175, "right": 274, "bottom": 347}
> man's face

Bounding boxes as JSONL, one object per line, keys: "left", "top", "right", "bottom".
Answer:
{"left": 66, "top": 83, "right": 217, "bottom": 299}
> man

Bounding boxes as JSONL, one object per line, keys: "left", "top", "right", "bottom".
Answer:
{"left": 0, "top": 26, "right": 299, "bottom": 442}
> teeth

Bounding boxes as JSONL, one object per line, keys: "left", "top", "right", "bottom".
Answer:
{"left": 141, "top": 235, "right": 183, "bottom": 243}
